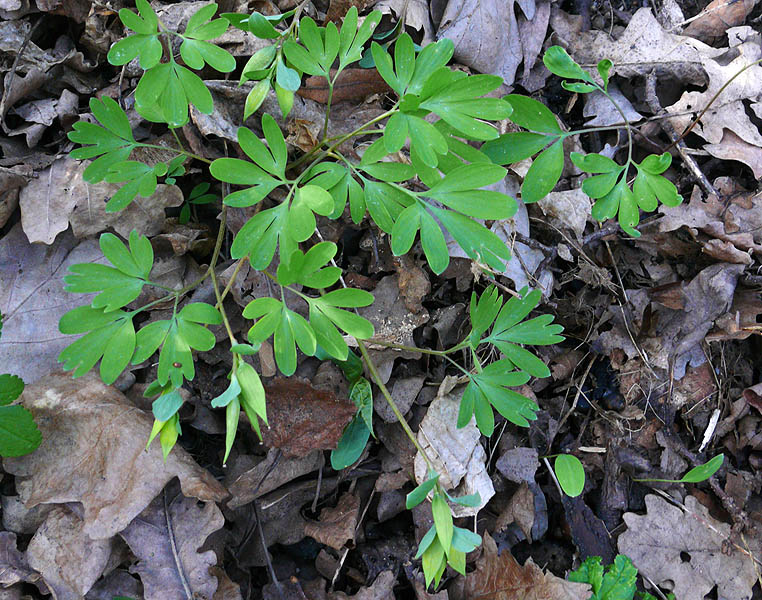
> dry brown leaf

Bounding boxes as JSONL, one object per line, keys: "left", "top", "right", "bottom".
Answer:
{"left": 666, "top": 29, "right": 762, "bottom": 170}
{"left": 438, "top": 0, "right": 539, "bottom": 86}
{"left": 376, "top": 0, "right": 434, "bottom": 44}
{"left": 703, "top": 128, "right": 762, "bottom": 179}
{"left": 0, "top": 532, "right": 46, "bottom": 591}
{"left": 451, "top": 532, "right": 590, "bottom": 600}
{"left": 26, "top": 506, "right": 113, "bottom": 599}
{"left": 332, "top": 570, "right": 397, "bottom": 600}
{"left": 3, "top": 372, "right": 228, "bottom": 539}
{"left": 569, "top": 8, "right": 722, "bottom": 80}
{"left": 707, "top": 289, "right": 762, "bottom": 341}
{"left": 536, "top": 189, "right": 591, "bottom": 242}
{"left": 394, "top": 255, "right": 431, "bottom": 314}
{"left": 324, "top": 0, "right": 367, "bottom": 24}
{"left": 227, "top": 449, "right": 324, "bottom": 509}
{"left": 618, "top": 494, "right": 762, "bottom": 600}
{"left": 659, "top": 186, "right": 762, "bottom": 255}
{"left": 120, "top": 484, "right": 224, "bottom": 600}
{"left": 304, "top": 492, "right": 360, "bottom": 551}
{"left": 495, "top": 482, "right": 535, "bottom": 542}
{"left": 261, "top": 378, "right": 357, "bottom": 458}
{"left": 18, "top": 157, "right": 182, "bottom": 244}
{"left": 0, "top": 224, "right": 104, "bottom": 383}
{"left": 298, "top": 69, "right": 390, "bottom": 104}
{"left": 413, "top": 382, "right": 494, "bottom": 517}
{"left": 359, "top": 274, "right": 429, "bottom": 348}
{"left": 683, "top": 0, "right": 758, "bottom": 41}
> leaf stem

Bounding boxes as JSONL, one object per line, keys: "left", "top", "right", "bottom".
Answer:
{"left": 357, "top": 339, "right": 436, "bottom": 472}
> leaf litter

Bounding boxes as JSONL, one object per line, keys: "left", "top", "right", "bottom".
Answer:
{"left": 1, "top": 0, "right": 762, "bottom": 598}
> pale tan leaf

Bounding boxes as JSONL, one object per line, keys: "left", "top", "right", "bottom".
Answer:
{"left": 120, "top": 484, "right": 224, "bottom": 600}
{"left": 438, "top": 0, "right": 539, "bottom": 86}
{"left": 413, "top": 384, "right": 494, "bottom": 517}
{"left": 4, "top": 373, "right": 228, "bottom": 539}
{"left": 618, "top": 494, "right": 762, "bottom": 600}
{"left": 0, "top": 224, "right": 103, "bottom": 383}
{"left": 26, "top": 506, "right": 113, "bottom": 600}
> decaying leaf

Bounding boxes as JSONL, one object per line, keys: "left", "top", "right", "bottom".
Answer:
{"left": 4, "top": 373, "right": 228, "bottom": 539}
{"left": 26, "top": 506, "right": 113, "bottom": 599}
{"left": 413, "top": 382, "right": 494, "bottom": 517}
{"left": 683, "top": 0, "right": 758, "bottom": 42}
{"left": 450, "top": 532, "right": 591, "bottom": 600}
{"left": 261, "top": 378, "right": 357, "bottom": 458}
{"left": 227, "top": 449, "right": 324, "bottom": 509}
{"left": 120, "top": 484, "right": 224, "bottom": 600}
{"left": 618, "top": 494, "right": 762, "bottom": 600}
{"left": 19, "top": 158, "right": 183, "bottom": 244}
{"left": 666, "top": 30, "right": 762, "bottom": 176}
{"left": 0, "top": 532, "right": 45, "bottom": 591}
{"left": 438, "top": 0, "right": 539, "bottom": 86}
{"left": 304, "top": 492, "right": 360, "bottom": 551}
{"left": 570, "top": 8, "right": 722, "bottom": 80}
{"left": 376, "top": 0, "right": 434, "bottom": 43}
{"left": 360, "top": 274, "right": 429, "bottom": 348}
{"left": 0, "top": 224, "right": 103, "bottom": 383}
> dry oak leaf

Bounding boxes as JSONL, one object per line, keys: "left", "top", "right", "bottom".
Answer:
{"left": 304, "top": 492, "right": 361, "bottom": 551}
{"left": 26, "top": 506, "right": 113, "bottom": 600}
{"left": 666, "top": 29, "right": 762, "bottom": 175}
{"left": 451, "top": 532, "right": 590, "bottom": 600}
{"left": 261, "top": 378, "right": 357, "bottom": 458}
{"left": 3, "top": 372, "right": 227, "bottom": 540}
{"left": 120, "top": 483, "right": 224, "bottom": 600}
{"left": 569, "top": 8, "right": 722, "bottom": 80}
{"left": 618, "top": 494, "right": 762, "bottom": 600}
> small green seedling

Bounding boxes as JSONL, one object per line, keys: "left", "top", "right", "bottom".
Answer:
{"left": 634, "top": 454, "right": 724, "bottom": 484}
{"left": 554, "top": 454, "right": 585, "bottom": 497}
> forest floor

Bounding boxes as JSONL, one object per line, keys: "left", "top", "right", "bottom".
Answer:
{"left": 0, "top": 0, "right": 761, "bottom": 599}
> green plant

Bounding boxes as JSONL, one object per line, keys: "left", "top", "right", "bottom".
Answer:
{"left": 634, "top": 453, "right": 724, "bottom": 484}
{"left": 0, "top": 312, "right": 42, "bottom": 457}
{"left": 569, "top": 555, "right": 675, "bottom": 600}
{"left": 58, "top": 1, "right": 687, "bottom": 589}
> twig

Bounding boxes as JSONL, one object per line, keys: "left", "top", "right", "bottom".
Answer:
{"left": 644, "top": 71, "right": 718, "bottom": 197}
{"left": 164, "top": 489, "right": 193, "bottom": 600}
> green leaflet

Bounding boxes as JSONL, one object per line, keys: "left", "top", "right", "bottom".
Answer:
{"left": 131, "top": 303, "right": 222, "bottom": 387}
{"left": 243, "top": 290, "right": 374, "bottom": 375}
{"left": 64, "top": 231, "right": 153, "bottom": 312}
{"left": 0, "top": 317, "right": 40, "bottom": 458}
{"left": 569, "top": 555, "right": 639, "bottom": 600}
{"left": 554, "top": 454, "right": 585, "bottom": 497}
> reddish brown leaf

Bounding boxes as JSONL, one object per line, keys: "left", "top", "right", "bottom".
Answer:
{"left": 261, "top": 378, "right": 356, "bottom": 458}
{"left": 304, "top": 492, "right": 360, "bottom": 551}
{"left": 297, "top": 69, "right": 391, "bottom": 104}
{"left": 452, "top": 532, "right": 590, "bottom": 600}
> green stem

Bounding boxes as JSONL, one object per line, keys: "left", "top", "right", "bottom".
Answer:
{"left": 357, "top": 340, "right": 436, "bottom": 472}
{"left": 321, "top": 79, "right": 335, "bottom": 141}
